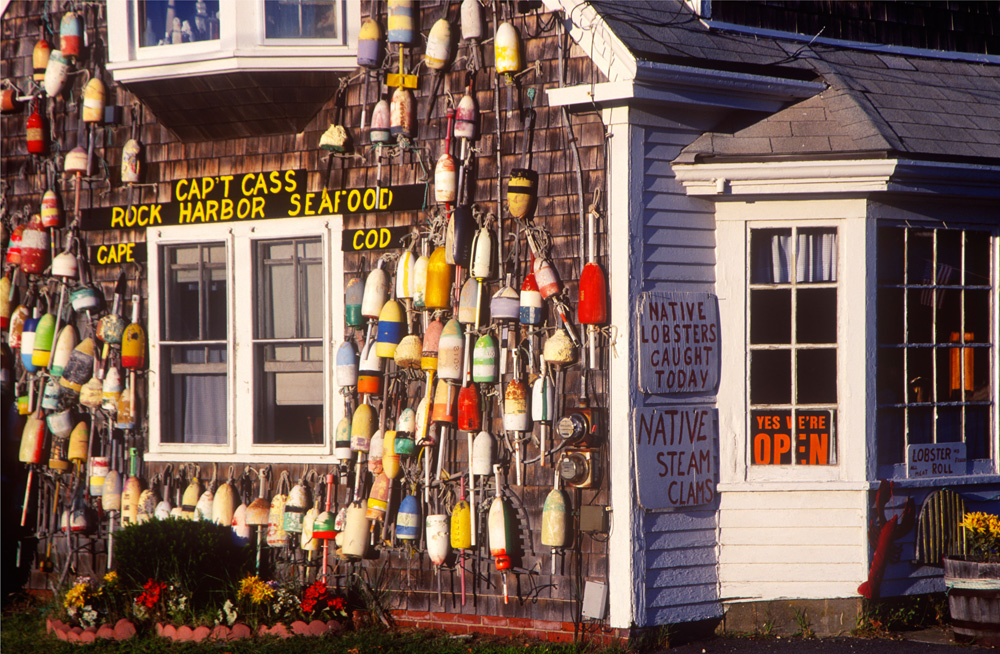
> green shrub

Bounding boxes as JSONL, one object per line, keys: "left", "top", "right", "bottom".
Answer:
{"left": 114, "top": 518, "right": 252, "bottom": 615}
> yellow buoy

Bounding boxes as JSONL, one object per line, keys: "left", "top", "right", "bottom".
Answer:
{"left": 424, "top": 246, "right": 452, "bottom": 310}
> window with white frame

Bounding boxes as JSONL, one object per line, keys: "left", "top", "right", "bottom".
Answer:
{"left": 748, "top": 226, "right": 838, "bottom": 466}
{"left": 876, "top": 224, "right": 995, "bottom": 474}
{"left": 148, "top": 220, "right": 338, "bottom": 460}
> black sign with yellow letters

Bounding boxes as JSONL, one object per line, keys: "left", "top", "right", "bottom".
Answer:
{"left": 89, "top": 243, "right": 147, "bottom": 266}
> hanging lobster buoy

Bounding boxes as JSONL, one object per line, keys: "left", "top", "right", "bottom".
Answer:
{"left": 19, "top": 309, "right": 40, "bottom": 372}
{"left": 507, "top": 168, "right": 538, "bottom": 221}
{"left": 59, "top": 337, "right": 95, "bottom": 394}
{"left": 312, "top": 509, "right": 336, "bottom": 540}
{"left": 470, "top": 226, "right": 493, "bottom": 280}
{"left": 33, "top": 39, "right": 50, "bottom": 81}
{"left": 137, "top": 487, "right": 159, "bottom": 524}
{"left": 6, "top": 224, "right": 24, "bottom": 267}
{"left": 0, "top": 277, "right": 10, "bottom": 330}
{"left": 102, "top": 470, "right": 122, "bottom": 512}
{"left": 541, "top": 488, "right": 569, "bottom": 548}
{"left": 89, "top": 457, "right": 109, "bottom": 497}
{"left": 425, "top": 18, "right": 453, "bottom": 70}
{"left": 455, "top": 91, "right": 478, "bottom": 140}
{"left": 412, "top": 250, "right": 429, "bottom": 309}
{"left": 366, "top": 473, "right": 391, "bottom": 521}
{"left": 44, "top": 50, "right": 70, "bottom": 97}
{"left": 375, "top": 299, "right": 404, "bottom": 358}
{"left": 387, "top": 0, "right": 416, "bottom": 44}
{"left": 390, "top": 87, "right": 414, "bottom": 139}
{"left": 395, "top": 249, "right": 415, "bottom": 300}
{"left": 431, "top": 379, "right": 458, "bottom": 425}
{"left": 543, "top": 328, "right": 577, "bottom": 367}
{"left": 67, "top": 420, "right": 89, "bottom": 465}
{"left": 82, "top": 78, "right": 106, "bottom": 123}
{"left": 232, "top": 504, "right": 252, "bottom": 546}
{"left": 181, "top": 476, "right": 202, "bottom": 520}
{"left": 26, "top": 106, "right": 46, "bottom": 154}
{"left": 457, "top": 383, "right": 481, "bottom": 432}
{"left": 283, "top": 478, "right": 311, "bottom": 533}
{"left": 351, "top": 403, "right": 376, "bottom": 453}
{"left": 396, "top": 494, "right": 420, "bottom": 540}
{"left": 194, "top": 474, "right": 216, "bottom": 521}
{"left": 472, "top": 333, "right": 497, "bottom": 383}
{"left": 520, "top": 273, "right": 543, "bottom": 325}
{"left": 504, "top": 379, "right": 530, "bottom": 432}
{"left": 266, "top": 483, "right": 290, "bottom": 548}
{"left": 532, "top": 361, "right": 555, "bottom": 460}
{"left": 424, "top": 246, "right": 452, "bottom": 310}
{"left": 362, "top": 265, "right": 389, "bottom": 320}
{"left": 533, "top": 256, "right": 561, "bottom": 300}
{"left": 449, "top": 205, "right": 475, "bottom": 265}
{"left": 490, "top": 283, "right": 519, "bottom": 322}
{"left": 19, "top": 219, "right": 49, "bottom": 275}
{"left": 394, "top": 334, "right": 422, "bottom": 369}
{"left": 345, "top": 277, "right": 364, "bottom": 328}
{"left": 65, "top": 147, "right": 87, "bottom": 177}
{"left": 336, "top": 340, "right": 359, "bottom": 387}
{"left": 59, "top": 12, "right": 82, "bottom": 58}
{"left": 458, "top": 278, "right": 478, "bottom": 326}
{"left": 369, "top": 430, "right": 384, "bottom": 474}
{"left": 301, "top": 506, "right": 319, "bottom": 551}
{"left": 426, "top": 514, "right": 450, "bottom": 565}
{"left": 101, "top": 366, "right": 123, "bottom": 411}
{"left": 414, "top": 396, "right": 432, "bottom": 446}
{"left": 69, "top": 285, "right": 100, "bottom": 313}
{"left": 121, "top": 138, "right": 142, "bottom": 184}
{"left": 342, "top": 504, "right": 370, "bottom": 558}
{"left": 52, "top": 250, "right": 77, "bottom": 278}
{"left": 357, "top": 337, "right": 383, "bottom": 395}
{"left": 369, "top": 99, "right": 391, "bottom": 145}
{"left": 488, "top": 471, "right": 513, "bottom": 603}
{"left": 121, "top": 296, "right": 145, "bottom": 369}
{"left": 495, "top": 22, "right": 523, "bottom": 76}
{"left": 31, "top": 311, "right": 56, "bottom": 368}
{"left": 8, "top": 303, "right": 27, "bottom": 347}
{"left": 395, "top": 409, "right": 417, "bottom": 455}
{"left": 19, "top": 411, "right": 46, "bottom": 464}
{"left": 434, "top": 154, "right": 457, "bottom": 204}
{"left": 461, "top": 0, "right": 483, "bottom": 41}
{"left": 382, "top": 431, "right": 401, "bottom": 478}
{"left": 472, "top": 430, "right": 494, "bottom": 476}
{"left": 41, "top": 190, "right": 62, "bottom": 228}
{"left": 121, "top": 476, "right": 144, "bottom": 525}
{"left": 451, "top": 498, "right": 472, "bottom": 549}
{"left": 421, "top": 318, "right": 443, "bottom": 371}
{"left": 358, "top": 18, "right": 384, "bottom": 69}
{"left": 437, "top": 318, "right": 464, "bottom": 382}
{"left": 334, "top": 416, "right": 353, "bottom": 463}
{"left": 213, "top": 473, "right": 237, "bottom": 527}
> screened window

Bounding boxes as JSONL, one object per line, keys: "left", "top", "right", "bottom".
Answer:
{"left": 253, "top": 238, "right": 324, "bottom": 445}
{"left": 139, "top": 0, "right": 220, "bottom": 46}
{"left": 876, "top": 225, "right": 994, "bottom": 469}
{"left": 748, "top": 227, "right": 838, "bottom": 465}
{"left": 160, "top": 243, "right": 228, "bottom": 444}
{"left": 264, "top": 0, "right": 340, "bottom": 40}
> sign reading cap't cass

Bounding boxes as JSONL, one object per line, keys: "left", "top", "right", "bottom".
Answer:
{"left": 637, "top": 292, "right": 720, "bottom": 395}
{"left": 83, "top": 169, "right": 425, "bottom": 231}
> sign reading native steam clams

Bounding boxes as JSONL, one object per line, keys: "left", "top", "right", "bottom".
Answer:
{"left": 637, "top": 292, "right": 720, "bottom": 394}
{"left": 634, "top": 406, "right": 717, "bottom": 509}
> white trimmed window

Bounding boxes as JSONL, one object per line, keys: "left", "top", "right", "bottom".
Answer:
{"left": 747, "top": 226, "right": 839, "bottom": 466}
{"left": 147, "top": 218, "right": 343, "bottom": 462}
{"left": 876, "top": 223, "right": 996, "bottom": 477}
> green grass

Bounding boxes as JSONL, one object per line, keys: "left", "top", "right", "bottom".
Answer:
{"left": 1, "top": 597, "right": 623, "bottom": 654}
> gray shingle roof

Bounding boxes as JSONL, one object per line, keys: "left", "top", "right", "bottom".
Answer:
{"left": 590, "top": 1, "right": 1000, "bottom": 164}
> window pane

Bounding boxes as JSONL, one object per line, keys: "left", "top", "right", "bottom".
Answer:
{"left": 971, "top": 346, "right": 991, "bottom": 402}
{"left": 877, "top": 287, "right": 903, "bottom": 344}
{"left": 938, "top": 340, "right": 973, "bottom": 402}
{"left": 877, "top": 408, "right": 904, "bottom": 465}
{"left": 906, "top": 289, "right": 934, "bottom": 343}
{"left": 265, "top": 0, "right": 339, "bottom": 39}
{"left": 937, "top": 230, "right": 961, "bottom": 278}
{"left": 966, "top": 406, "right": 991, "bottom": 460}
{"left": 750, "top": 289, "right": 791, "bottom": 344}
{"left": 877, "top": 227, "right": 904, "bottom": 284}
{"left": 750, "top": 229, "right": 791, "bottom": 284}
{"left": 965, "top": 289, "right": 990, "bottom": 343}
{"left": 935, "top": 283, "right": 961, "bottom": 342}
{"left": 965, "top": 230, "right": 991, "bottom": 286}
{"left": 877, "top": 348, "right": 904, "bottom": 404}
{"left": 303, "top": 260, "right": 323, "bottom": 338}
{"left": 164, "top": 244, "right": 226, "bottom": 342}
{"left": 906, "top": 229, "right": 934, "bottom": 286}
{"left": 797, "top": 288, "right": 836, "bottom": 344}
{"left": 908, "top": 407, "right": 933, "bottom": 445}
{"left": 140, "top": 0, "right": 219, "bottom": 46}
{"left": 907, "top": 348, "right": 933, "bottom": 403}
{"left": 254, "top": 344, "right": 323, "bottom": 445}
{"left": 161, "top": 345, "right": 227, "bottom": 444}
{"left": 206, "top": 268, "right": 227, "bottom": 340}
{"left": 795, "top": 228, "right": 837, "bottom": 283}
{"left": 750, "top": 349, "right": 790, "bottom": 405}
{"left": 263, "top": 262, "right": 297, "bottom": 339}
{"left": 935, "top": 408, "right": 962, "bottom": 444}
{"left": 796, "top": 348, "right": 836, "bottom": 404}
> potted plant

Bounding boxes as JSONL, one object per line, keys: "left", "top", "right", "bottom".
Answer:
{"left": 944, "top": 511, "right": 999, "bottom": 646}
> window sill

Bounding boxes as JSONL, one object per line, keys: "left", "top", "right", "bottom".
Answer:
{"left": 144, "top": 451, "right": 342, "bottom": 465}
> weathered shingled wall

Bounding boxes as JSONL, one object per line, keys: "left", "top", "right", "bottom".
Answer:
{"left": 2, "top": 0, "right": 612, "bottom": 629}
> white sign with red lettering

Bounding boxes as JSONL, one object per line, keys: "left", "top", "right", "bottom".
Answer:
{"left": 637, "top": 292, "right": 720, "bottom": 395}
{"left": 907, "top": 443, "right": 966, "bottom": 478}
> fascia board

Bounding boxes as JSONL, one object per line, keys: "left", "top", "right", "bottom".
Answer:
{"left": 542, "top": 0, "right": 638, "bottom": 82}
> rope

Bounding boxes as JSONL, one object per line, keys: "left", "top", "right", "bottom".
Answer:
{"left": 945, "top": 577, "right": 1000, "bottom": 591}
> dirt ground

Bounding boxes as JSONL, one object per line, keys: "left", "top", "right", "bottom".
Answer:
{"left": 661, "top": 627, "right": 994, "bottom": 653}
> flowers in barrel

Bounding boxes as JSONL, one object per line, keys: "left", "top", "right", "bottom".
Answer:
{"left": 960, "top": 511, "right": 1000, "bottom": 563}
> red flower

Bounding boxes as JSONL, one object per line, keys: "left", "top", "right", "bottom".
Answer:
{"left": 135, "top": 578, "right": 167, "bottom": 609}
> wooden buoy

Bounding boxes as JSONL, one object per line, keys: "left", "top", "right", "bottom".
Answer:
{"left": 375, "top": 299, "right": 404, "bottom": 358}
{"left": 426, "top": 514, "right": 450, "bottom": 565}
{"left": 395, "top": 494, "right": 420, "bottom": 540}
{"left": 358, "top": 18, "right": 384, "bottom": 69}
{"left": 387, "top": 0, "right": 416, "bottom": 44}
{"left": 425, "top": 19, "right": 453, "bottom": 70}
{"left": 424, "top": 246, "right": 452, "bottom": 310}
{"left": 472, "top": 333, "right": 497, "bottom": 383}
{"left": 334, "top": 416, "right": 353, "bottom": 463}
{"left": 342, "top": 504, "right": 370, "bottom": 558}
{"left": 336, "top": 340, "right": 359, "bottom": 387}
{"left": 494, "top": 22, "right": 522, "bottom": 75}
{"left": 437, "top": 319, "right": 464, "bottom": 382}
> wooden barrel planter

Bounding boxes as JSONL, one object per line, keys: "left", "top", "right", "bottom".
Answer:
{"left": 943, "top": 558, "right": 1000, "bottom": 647}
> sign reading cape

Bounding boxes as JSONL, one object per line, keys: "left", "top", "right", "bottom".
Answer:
{"left": 637, "top": 291, "right": 720, "bottom": 394}
{"left": 82, "top": 169, "right": 425, "bottom": 230}
{"left": 633, "top": 406, "right": 717, "bottom": 509}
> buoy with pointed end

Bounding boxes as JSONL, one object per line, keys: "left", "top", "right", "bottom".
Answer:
{"left": 495, "top": 22, "right": 522, "bottom": 76}
{"left": 336, "top": 340, "right": 359, "bottom": 387}
{"left": 425, "top": 19, "right": 453, "bottom": 70}
{"left": 437, "top": 319, "right": 464, "bottom": 382}
{"left": 362, "top": 266, "right": 389, "bottom": 320}
{"left": 376, "top": 299, "right": 404, "bottom": 358}
{"left": 369, "top": 99, "right": 391, "bottom": 145}
{"left": 351, "top": 403, "right": 376, "bottom": 453}
{"left": 426, "top": 514, "right": 450, "bottom": 566}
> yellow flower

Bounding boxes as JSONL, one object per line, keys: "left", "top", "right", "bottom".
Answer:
{"left": 103, "top": 571, "right": 118, "bottom": 585}
{"left": 63, "top": 583, "right": 88, "bottom": 608}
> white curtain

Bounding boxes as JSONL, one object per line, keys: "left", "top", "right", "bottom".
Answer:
{"left": 757, "top": 230, "right": 837, "bottom": 283}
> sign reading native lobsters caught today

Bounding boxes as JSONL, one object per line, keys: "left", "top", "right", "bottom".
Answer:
{"left": 637, "top": 292, "right": 720, "bottom": 394}
{"left": 633, "top": 406, "right": 717, "bottom": 509}
{"left": 83, "top": 169, "right": 425, "bottom": 230}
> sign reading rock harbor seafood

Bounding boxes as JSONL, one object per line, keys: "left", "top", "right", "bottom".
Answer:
{"left": 637, "top": 292, "right": 719, "bottom": 394}
{"left": 83, "top": 169, "right": 425, "bottom": 230}
{"left": 633, "top": 406, "right": 717, "bottom": 509}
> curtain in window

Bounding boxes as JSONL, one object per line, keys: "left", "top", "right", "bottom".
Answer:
{"left": 169, "top": 347, "right": 226, "bottom": 444}
{"left": 755, "top": 230, "right": 837, "bottom": 284}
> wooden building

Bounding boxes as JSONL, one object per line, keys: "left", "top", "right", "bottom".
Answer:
{"left": 2, "top": 0, "right": 998, "bottom": 643}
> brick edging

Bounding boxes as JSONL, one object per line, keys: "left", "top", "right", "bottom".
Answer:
{"left": 389, "top": 610, "right": 628, "bottom": 645}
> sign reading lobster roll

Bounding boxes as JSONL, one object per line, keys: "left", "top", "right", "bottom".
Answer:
{"left": 83, "top": 169, "right": 425, "bottom": 230}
